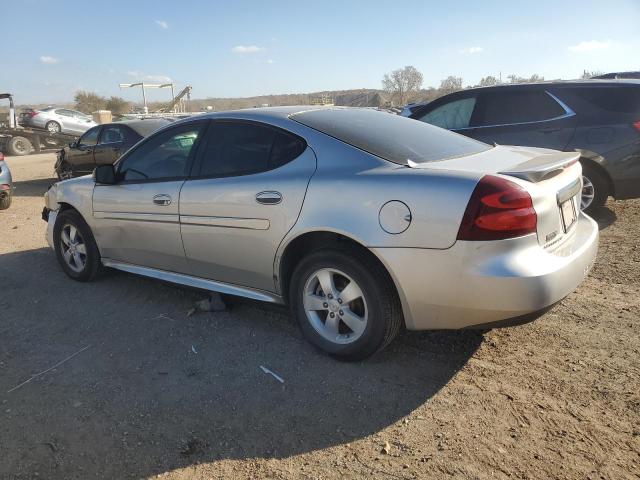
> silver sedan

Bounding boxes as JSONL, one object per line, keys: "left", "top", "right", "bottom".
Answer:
{"left": 43, "top": 107, "right": 598, "bottom": 360}
{"left": 20, "top": 107, "right": 96, "bottom": 134}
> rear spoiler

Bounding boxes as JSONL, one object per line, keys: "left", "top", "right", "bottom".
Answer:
{"left": 499, "top": 151, "right": 580, "bottom": 183}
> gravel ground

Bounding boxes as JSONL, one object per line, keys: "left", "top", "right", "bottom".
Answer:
{"left": 0, "top": 153, "right": 638, "bottom": 480}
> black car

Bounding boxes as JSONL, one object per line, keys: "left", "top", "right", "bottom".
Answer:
{"left": 409, "top": 80, "right": 640, "bottom": 213}
{"left": 55, "top": 118, "right": 171, "bottom": 179}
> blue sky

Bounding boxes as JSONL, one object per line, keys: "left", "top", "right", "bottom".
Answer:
{"left": 2, "top": 0, "right": 639, "bottom": 104}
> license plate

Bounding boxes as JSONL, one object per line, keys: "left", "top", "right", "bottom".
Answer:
{"left": 560, "top": 197, "right": 577, "bottom": 232}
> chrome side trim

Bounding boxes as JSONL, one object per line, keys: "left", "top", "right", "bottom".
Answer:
{"left": 454, "top": 91, "right": 576, "bottom": 132}
{"left": 180, "top": 215, "right": 270, "bottom": 230}
{"left": 94, "top": 211, "right": 179, "bottom": 223}
{"left": 101, "top": 259, "right": 284, "bottom": 304}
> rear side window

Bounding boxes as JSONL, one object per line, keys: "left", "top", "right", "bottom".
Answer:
{"left": 416, "top": 97, "right": 477, "bottom": 129}
{"left": 197, "top": 122, "right": 306, "bottom": 177}
{"left": 478, "top": 91, "right": 566, "bottom": 126}
{"left": 565, "top": 87, "right": 640, "bottom": 114}
{"left": 292, "top": 108, "right": 489, "bottom": 165}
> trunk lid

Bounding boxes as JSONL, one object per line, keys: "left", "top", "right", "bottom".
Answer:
{"left": 413, "top": 145, "right": 583, "bottom": 250}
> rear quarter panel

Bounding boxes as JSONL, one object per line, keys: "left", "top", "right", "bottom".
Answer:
{"left": 285, "top": 140, "right": 481, "bottom": 250}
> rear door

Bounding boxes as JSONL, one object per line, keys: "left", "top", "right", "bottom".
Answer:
{"left": 471, "top": 89, "right": 577, "bottom": 150}
{"left": 179, "top": 120, "right": 316, "bottom": 292}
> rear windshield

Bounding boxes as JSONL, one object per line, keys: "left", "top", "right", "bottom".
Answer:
{"left": 291, "top": 108, "right": 490, "bottom": 165}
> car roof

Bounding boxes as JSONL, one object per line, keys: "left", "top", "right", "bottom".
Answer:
{"left": 112, "top": 118, "right": 173, "bottom": 137}
{"left": 452, "top": 79, "right": 640, "bottom": 95}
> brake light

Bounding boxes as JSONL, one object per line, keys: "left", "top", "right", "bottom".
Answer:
{"left": 28, "top": 111, "right": 38, "bottom": 118}
{"left": 457, "top": 175, "right": 537, "bottom": 241}
{"left": 633, "top": 120, "right": 640, "bottom": 133}
{"left": 0, "top": 152, "right": 4, "bottom": 161}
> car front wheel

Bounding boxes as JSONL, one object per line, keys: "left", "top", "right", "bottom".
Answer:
{"left": 290, "top": 248, "right": 403, "bottom": 361}
{"left": 54, "top": 209, "right": 102, "bottom": 281}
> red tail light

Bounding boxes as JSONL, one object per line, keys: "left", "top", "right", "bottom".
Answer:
{"left": 633, "top": 120, "right": 640, "bottom": 133}
{"left": 457, "top": 175, "right": 537, "bottom": 241}
{"left": 28, "top": 111, "right": 38, "bottom": 118}
{"left": 0, "top": 152, "right": 4, "bottom": 161}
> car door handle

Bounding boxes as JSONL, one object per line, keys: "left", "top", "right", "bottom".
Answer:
{"left": 153, "top": 194, "right": 172, "bottom": 206}
{"left": 255, "top": 191, "right": 282, "bottom": 205}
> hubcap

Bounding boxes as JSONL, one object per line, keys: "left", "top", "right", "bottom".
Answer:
{"left": 581, "top": 175, "right": 595, "bottom": 210}
{"left": 303, "top": 268, "right": 368, "bottom": 345}
{"left": 47, "top": 123, "right": 60, "bottom": 133}
{"left": 60, "top": 224, "right": 87, "bottom": 273}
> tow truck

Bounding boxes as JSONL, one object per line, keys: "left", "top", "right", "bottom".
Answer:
{"left": 0, "top": 93, "right": 79, "bottom": 156}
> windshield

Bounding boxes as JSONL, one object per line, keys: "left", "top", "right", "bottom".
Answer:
{"left": 291, "top": 108, "right": 490, "bottom": 165}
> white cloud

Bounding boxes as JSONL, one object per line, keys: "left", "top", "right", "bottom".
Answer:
{"left": 459, "top": 47, "right": 483, "bottom": 54}
{"left": 155, "top": 20, "right": 168, "bottom": 29}
{"left": 127, "top": 71, "right": 172, "bottom": 83}
{"left": 40, "top": 56, "right": 59, "bottom": 64}
{"left": 232, "top": 45, "right": 264, "bottom": 54}
{"left": 568, "top": 39, "right": 612, "bottom": 53}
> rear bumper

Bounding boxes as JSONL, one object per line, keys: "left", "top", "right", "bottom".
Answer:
{"left": 373, "top": 213, "right": 598, "bottom": 330}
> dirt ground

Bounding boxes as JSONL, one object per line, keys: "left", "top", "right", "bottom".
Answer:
{"left": 0, "top": 153, "right": 638, "bottom": 480}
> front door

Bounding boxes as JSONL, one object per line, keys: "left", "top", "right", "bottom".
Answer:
{"left": 68, "top": 126, "right": 100, "bottom": 174}
{"left": 179, "top": 120, "right": 316, "bottom": 292}
{"left": 92, "top": 122, "right": 206, "bottom": 273}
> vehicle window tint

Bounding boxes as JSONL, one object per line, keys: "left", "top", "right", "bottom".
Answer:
{"left": 99, "top": 126, "right": 125, "bottom": 144}
{"left": 78, "top": 127, "right": 100, "bottom": 146}
{"left": 568, "top": 87, "right": 640, "bottom": 114}
{"left": 292, "top": 108, "right": 489, "bottom": 165}
{"left": 478, "top": 91, "right": 566, "bottom": 126}
{"left": 118, "top": 123, "right": 204, "bottom": 181}
{"left": 198, "top": 122, "right": 305, "bottom": 177}
{"left": 270, "top": 131, "right": 306, "bottom": 168}
{"left": 417, "top": 97, "right": 477, "bottom": 129}
{"left": 56, "top": 109, "right": 73, "bottom": 117}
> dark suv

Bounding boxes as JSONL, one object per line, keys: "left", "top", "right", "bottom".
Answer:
{"left": 409, "top": 80, "right": 640, "bottom": 213}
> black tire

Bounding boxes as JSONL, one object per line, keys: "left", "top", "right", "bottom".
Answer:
{"left": 0, "top": 192, "right": 11, "bottom": 210}
{"left": 45, "top": 121, "right": 61, "bottom": 134}
{"left": 581, "top": 162, "right": 609, "bottom": 214}
{"left": 6, "top": 136, "right": 34, "bottom": 156}
{"left": 53, "top": 209, "right": 102, "bottom": 281}
{"left": 289, "top": 248, "right": 403, "bottom": 361}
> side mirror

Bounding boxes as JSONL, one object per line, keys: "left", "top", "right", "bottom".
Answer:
{"left": 93, "top": 164, "right": 117, "bottom": 185}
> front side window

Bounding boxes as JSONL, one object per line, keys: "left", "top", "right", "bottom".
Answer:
{"left": 78, "top": 127, "right": 100, "bottom": 146}
{"left": 118, "top": 123, "right": 204, "bottom": 181}
{"left": 197, "top": 122, "right": 306, "bottom": 177}
{"left": 417, "top": 97, "right": 477, "bottom": 129}
{"left": 478, "top": 91, "right": 566, "bottom": 126}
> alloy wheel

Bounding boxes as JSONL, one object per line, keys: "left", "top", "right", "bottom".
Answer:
{"left": 581, "top": 175, "right": 595, "bottom": 210}
{"left": 60, "top": 224, "right": 87, "bottom": 273}
{"left": 303, "top": 268, "right": 368, "bottom": 345}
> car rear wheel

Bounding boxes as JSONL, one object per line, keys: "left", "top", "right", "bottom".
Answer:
{"left": 581, "top": 163, "right": 608, "bottom": 214}
{"left": 6, "top": 136, "right": 34, "bottom": 156}
{"left": 46, "top": 121, "right": 62, "bottom": 134}
{"left": 54, "top": 210, "right": 102, "bottom": 281}
{"left": 290, "top": 248, "right": 403, "bottom": 361}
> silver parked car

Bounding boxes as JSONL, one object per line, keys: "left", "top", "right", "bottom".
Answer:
{"left": 0, "top": 152, "right": 13, "bottom": 209}
{"left": 20, "top": 107, "right": 97, "bottom": 134}
{"left": 43, "top": 107, "right": 598, "bottom": 360}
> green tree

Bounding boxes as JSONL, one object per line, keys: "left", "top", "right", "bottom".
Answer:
{"left": 74, "top": 91, "right": 106, "bottom": 114}
{"left": 105, "top": 96, "right": 131, "bottom": 114}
